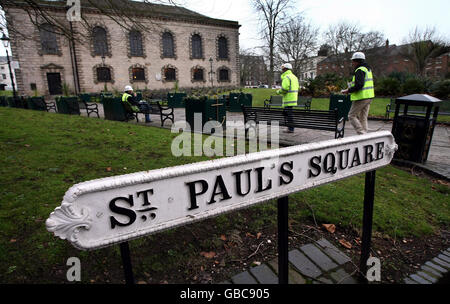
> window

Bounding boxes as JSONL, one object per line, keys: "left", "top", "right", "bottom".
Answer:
{"left": 129, "top": 30, "right": 143, "bottom": 57}
{"left": 193, "top": 68, "right": 204, "bottom": 81}
{"left": 218, "top": 36, "right": 228, "bottom": 59}
{"left": 219, "top": 68, "right": 229, "bottom": 82}
{"left": 40, "top": 23, "right": 58, "bottom": 55}
{"left": 164, "top": 67, "right": 176, "bottom": 81}
{"left": 2, "top": 74, "right": 5, "bottom": 79}
{"left": 132, "top": 68, "right": 146, "bottom": 81}
{"left": 97, "top": 67, "right": 111, "bottom": 82}
{"left": 93, "top": 26, "right": 108, "bottom": 56}
{"left": 162, "top": 32, "right": 175, "bottom": 58}
{"left": 30, "top": 83, "right": 37, "bottom": 91}
{"left": 191, "top": 34, "right": 203, "bottom": 59}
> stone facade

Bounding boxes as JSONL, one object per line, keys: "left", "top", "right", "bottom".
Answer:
{"left": 5, "top": 2, "right": 240, "bottom": 97}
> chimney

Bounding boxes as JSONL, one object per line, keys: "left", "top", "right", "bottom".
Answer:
{"left": 385, "top": 39, "right": 389, "bottom": 49}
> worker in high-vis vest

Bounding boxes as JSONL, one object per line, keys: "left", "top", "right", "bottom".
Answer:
{"left": 122, "top": 85, "right": 152, "bottom": 122}
{"left": 341, "top": 52, "right": 375, "bottom": 135}
{"left": 277, "top": 63, "right": 299, "bottom": 133}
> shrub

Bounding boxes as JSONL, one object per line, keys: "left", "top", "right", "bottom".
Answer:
{"left": 375, "top": 77, "right": 402, "bottom": 97}
{"left": 430, "top": 80, "right": 450, "bottom": 100}
{"left": 402, "top": 77, "right": 425, "bottom": 95}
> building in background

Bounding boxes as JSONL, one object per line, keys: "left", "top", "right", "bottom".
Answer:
{"left": 0, "top": 56, "right": 16, "bottom": 91}
{"left": 297, "top": 55, "right": 326, "bottom": 86}
{"left": 3, "top": 0, "right": 241, "bottom": 97}
{"left": 240, "top": 54, "right": 268, "bottom": 87}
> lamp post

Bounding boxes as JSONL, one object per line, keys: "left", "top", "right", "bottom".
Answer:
{"left": 1, "top": 33, "right": 17, "bottom": 99}
{"left": 208, "top": 57, "right": 215, "bottom": 88}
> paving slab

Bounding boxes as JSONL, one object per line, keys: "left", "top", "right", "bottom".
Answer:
{"left": 288, "top": 249, "right": 322, "bottom": 279}
{"left": 231, "top": 271, "right": 258, "bottom": 284}
{"left": 300, "top": 243, "right": 338, "bottom": 271}
{"left": 410, "top": 274, "right": 432, "bottom": 284}
{"left": 437, "top": 254, "right": 450, "bottom": 264}
{"left": 416, "top": 271, "right": 438, "bottom": 283}
{"left": 329, "top": 268, "right": 358, "bottom": 284}
{"left": 267, "top": 258, "right": 306, "bottom": 284}
{"left": 421, "top": 265, "right": 443, "bottom": 278}
{"left": 315, "top": 238, "right": 351, "bottom": 265}
{"left": 424, "top": 261, "right": 447, "bottom": 274}
{"left": 249, "top": 264, "right": 278, "bottom": 284}
{"left": 432, "top": 257, "right": 450, "bottom": 269}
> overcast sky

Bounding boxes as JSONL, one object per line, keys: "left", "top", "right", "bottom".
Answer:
{"left": 1, "top": 0, "right": 449, "bottom": 57}
{"left": 182, "top": 0, "right": 450, "bottom": 54}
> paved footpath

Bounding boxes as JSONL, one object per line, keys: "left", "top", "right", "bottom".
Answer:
{"left": 221, "top": 238, "right": 358, "bottom": 284}
{"left": 87, "top": 105, "right": 450, "bottom": 283}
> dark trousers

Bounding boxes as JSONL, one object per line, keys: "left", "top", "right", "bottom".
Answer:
{"left": 284, "top": 106, "right": 294, "bottom": 131}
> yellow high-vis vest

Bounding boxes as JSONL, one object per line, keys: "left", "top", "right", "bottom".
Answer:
{"left": 277, "top": 70, "right": 299, "bottom": 107}
{"left": 350, "top": 66, "right": 375, "bottom": 101}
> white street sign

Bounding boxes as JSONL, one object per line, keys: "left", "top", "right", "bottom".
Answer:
{"left": 46, "top": 131, "right": 397, "bottom": 250}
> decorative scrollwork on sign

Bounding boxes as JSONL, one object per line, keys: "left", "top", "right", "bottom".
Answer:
{"left": 46, "top": 202, "right": 91, "bottom": 243}
{"left": 385, "top": 143, "right": 398, "bottom": 158}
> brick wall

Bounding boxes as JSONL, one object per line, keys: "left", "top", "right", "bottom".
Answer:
{"left": 6, "top": 7, "right": 240, "bottom": 97}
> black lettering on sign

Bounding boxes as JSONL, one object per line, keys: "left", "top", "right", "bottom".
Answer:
{"left": 109, "top": 195, "right": 137, "bottom": 229}
{"left": 338, "top": 149, "right": 350, "bottom": 170}
{"left": 137, "top": 189, "right": 154, "bottom": 207}
{"left": 308, "top": 155, "right": 321, "bottom": 178}
{"left": 233, "top": 169, "right": 252, "bottom": 196}
{"left": 185, "top": 180, "right": 208, "bottom": 211}
{"left": 375, "top": 142, "right": 384, "bottom": 160}
{"left": 279, "top": 161, "right": 294, "bottom": 185}
{"left": 208, "top": 175, "right": 232, "bottom": 205}
{"left": 255, "top": 167, "right": 272, "bottom": 193}
{"left": 363, "top": 145, "right": 374, "bottom": 164}
{"left": 323, "top": 153, "right": 337, "bottom": 174}
{"left": 350, "top": 147, "right": 361, "bottom": 168}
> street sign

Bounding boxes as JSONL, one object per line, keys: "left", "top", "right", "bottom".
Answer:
{"left": 46, "top": 131, "right": 397, "bottom": 250}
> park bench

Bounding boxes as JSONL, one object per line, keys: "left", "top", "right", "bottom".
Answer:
{"left": 264, "top": 95, "right": 312, "bottom": 110}
{"left": 27, "top": 96, "right": 57, "bottom": 112}
{"left": 242, "top": 106, "right": 345, "bottom": 139}
{"left": 123, "top": 100, "right": 174, "bottom": 126}
{"left": 79, "top": 94, "right": 100, "bottom": 118}
{"left": 385, "top": 98, "right": 450, "bottom": 119}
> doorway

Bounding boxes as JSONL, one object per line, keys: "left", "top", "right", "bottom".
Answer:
{"left": 47, "top": 72, "right": 62, "bottom": 95}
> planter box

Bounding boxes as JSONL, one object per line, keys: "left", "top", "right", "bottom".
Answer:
{"left": 103, "top": 97, "right": 127, "bottom": 121}
{"left": 167, "top": 92, "right": 187, "bottom": 108}
{"left": 227, "top": 93, "right": 252, "bottom": 112}
{"left": 56, "top": 96, "right": 80, "bottom": 115}
{"left": 185, "top": 96, "right": 227, "bottom": 131}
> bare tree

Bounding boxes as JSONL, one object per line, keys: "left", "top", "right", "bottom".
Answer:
{"left": 276, "top": 15, "right": 319, "bottom": 76}
{"left": 401, "top": 26, "right": 450, "bottom": 76}
{"left": 323, "top": 21, "right": 385, "bottom": 75}
{"left": 252, "top": 0, "right": 292, "bottom": 86}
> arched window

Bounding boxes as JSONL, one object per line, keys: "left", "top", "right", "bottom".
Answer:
{"left": 191, "top": 34, "right": 203, "bottom": 59}
{"left": 129, "top": 30, "right": 143, "bottom": 57}
{"left": 96, "top": 67, "right": 111, "bottom": 82}
{"left": 193, "top": 67, "right": 204, "bottom": 81}
{"left": 162, "top": 32, "right": 175, "bottom": 58}
{"left": 39, "top": 23, "right": 58, "bottom": 55}
{"left": 218, "top": 36, "right": 228, "bottom": 59}
{"left": 92, "top": 26, "right": 108, "bottom": 56}
{"left": 218, "top": 68, "right": 230, "bottom": 82}
{"left": 164, "top": 67, "right": 176, "bottom": 81}
{"left": 132, "top": 67, "right": 146, "bottom": 81}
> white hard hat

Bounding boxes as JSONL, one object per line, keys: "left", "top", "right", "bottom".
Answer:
{"left": 281, "top": 63, "right": 292, "bottom": 70}
{"left": 351, "top": 52, "right": 366, "bottom": 60}
{"left": 124, "top": 85, "right": 133, "bottom": 91}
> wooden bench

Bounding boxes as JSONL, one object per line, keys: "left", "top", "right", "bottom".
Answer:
{"left": 264, "top": 95, "right": 312, "bottom": 110}
{"left": 242, "top": 106, "right": 345, "bottom": 139}
{"left": 124, "top": 100, "right": 174, "bottom": 127}
{"left": 385, "top": 98, "right": 450, "bottom": 119}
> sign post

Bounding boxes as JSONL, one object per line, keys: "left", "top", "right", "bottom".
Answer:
{"left": 46, "top": 131, "right": 397, "bottom": 283}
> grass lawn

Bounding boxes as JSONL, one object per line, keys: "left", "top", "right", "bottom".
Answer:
{"left": 241, "top": 88, "right": 450, "bottom": 123}
{"left": 0, "top": 107, "right": 448, "bottom": 283}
